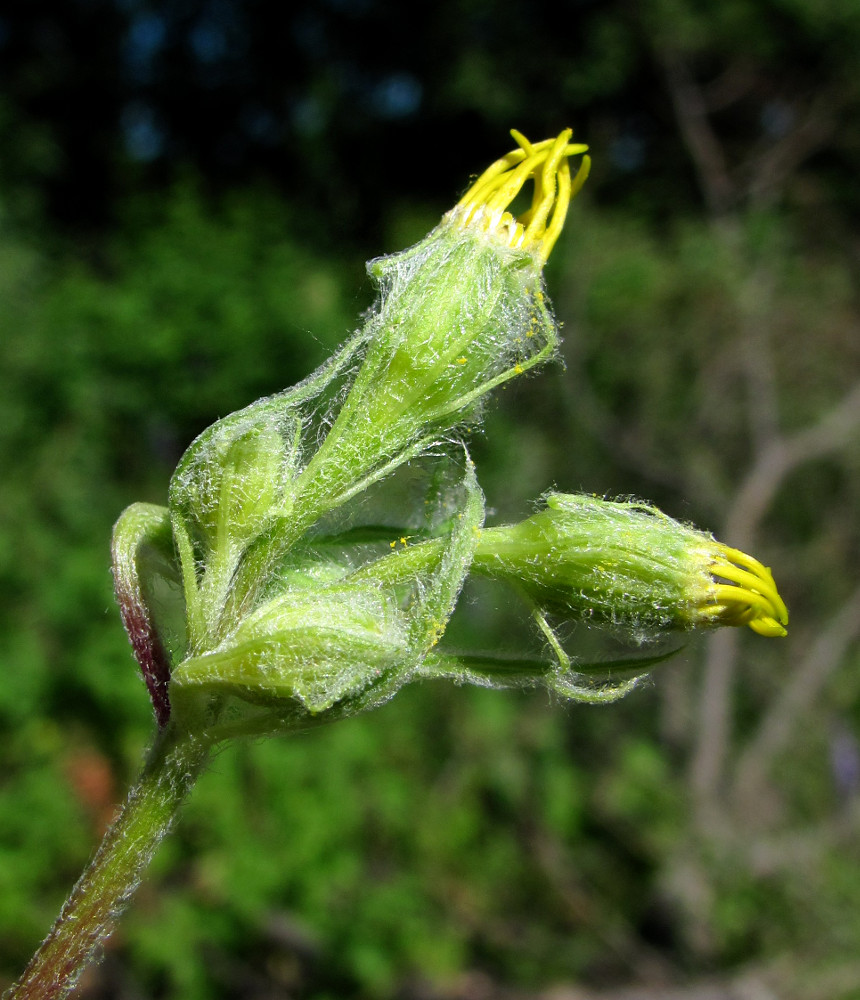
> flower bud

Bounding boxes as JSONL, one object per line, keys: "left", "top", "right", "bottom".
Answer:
{"left": 173, "top": 420, "right": 291, "bottom": 550}
{"left": 170, "top": 581, "right": 412, "bottom": 727}
{"left": 294, "top": 131, "right": 590, "bottom": 521}
{"left": 165, "top": 461, "right": 485, "bottom": 740}
{"left": 113, "top": 134, "right": 787, "bottom": 742}
{"left": 168, "top": 396, "right": 303, "bottom": 651}
{"left": 473, "top": 494, "right": 789, "bottom": 638}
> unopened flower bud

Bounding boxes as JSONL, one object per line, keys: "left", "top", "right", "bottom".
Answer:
{"left": 473, "top": 494, "right": 788, "bottom": 638}
{"left": 168, "top": 398, "right": 303, "bottom": 650}
{"left": 173, "top": 421, "right": 291, "bottom": 549}
{"left": 295, "top": 131, "right": 590, "bottom": 520}
{"left": 170, "top": 581, "right": 412, "bottom": 733}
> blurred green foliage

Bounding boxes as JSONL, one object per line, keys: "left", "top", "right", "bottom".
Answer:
{"left": 2, "top": 0, "right": 860, "bottom": 997}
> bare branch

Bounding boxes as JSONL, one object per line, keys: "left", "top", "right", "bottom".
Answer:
{"left": 555, "top": 348, "right": 715, "bottom": 506}
{"left": 702, "top": 60, "right": 757, "bottom": 113}
{"left": 725, "top": 378, "right": 860, "bottom": 547}
{"left": 659, "top": 51, "right": 735, "bottom": 216}
{"left": 737, "top": 267, "right": 781, "bottom": 457}
{"left": 745, "top": 94, "right": 841, "bottom": 207}
{"left": 733, "top": 583, "right": 860, "bottom": 810}
{"left": 690, "top": 378, "right": 860, "bottom": 821}
{"left": 690, "top": 628, "right": 740, "bottom": 830}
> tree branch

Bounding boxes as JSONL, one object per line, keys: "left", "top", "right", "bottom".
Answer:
{"left": 659, "top": 51, "right": 736, "bottom": 216}
{"left": 732, "top": 583, "right": 860, "bottom": 812}
{"left": 746, "top": 94, "right": 841, "bottom": 207}
{"left": 690, "top": 378, "right": 860, "bottom": 823}
{"left": 725, "top": 378, "right": 860, "bottom": 547}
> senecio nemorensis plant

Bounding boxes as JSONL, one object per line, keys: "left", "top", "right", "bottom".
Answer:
{"left": 6, "top": 131, "right": 788, "bottom": 1000}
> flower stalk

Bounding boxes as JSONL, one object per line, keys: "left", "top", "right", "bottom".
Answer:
{"left": 4, "top": 728, "right": 210, "bottom": 1000}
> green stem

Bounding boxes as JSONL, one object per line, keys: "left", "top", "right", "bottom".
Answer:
{"left": 4, "top": 726, "right": 211, "bottom": 1000}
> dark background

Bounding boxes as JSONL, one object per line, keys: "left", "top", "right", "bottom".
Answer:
{"left": 2, "top": 1, "right": 860, "bottom": 997}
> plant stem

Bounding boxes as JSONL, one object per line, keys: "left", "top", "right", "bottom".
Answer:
{"left": 4, "top": 725, "right": 210, "bottom": 1000}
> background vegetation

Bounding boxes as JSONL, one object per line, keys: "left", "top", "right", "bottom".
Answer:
{"left": 1, "top": 1, "right": 859, "bottom": 997}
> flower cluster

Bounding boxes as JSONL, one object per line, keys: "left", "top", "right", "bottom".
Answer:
{"left": 8, "top": 131, "right": 792, "bottom": 1000}
{"left": 111, "top": 131, "right": 787, "bottom": 742}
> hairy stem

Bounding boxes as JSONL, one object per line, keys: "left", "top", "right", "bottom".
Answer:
{"left": 4, "top": 726, "right": 210, "bottom": 1000}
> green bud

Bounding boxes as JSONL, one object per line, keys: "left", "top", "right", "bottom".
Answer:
{"left": 170, "top": 581, "right": 412, "bottom": 731}
{"left": 168, "top": 396, "right": 302, "bottom": 650}
{"left": 173, "top": 421, "right": 290, "bottom": 548}
{"left": 166, "top": 460, "right": 485, "bottom": 741}
{"left": 473, "top": 494, "right": 789, "bottom": 639}
{"left": 293, "top": 131, "right": 590, "bottom": 522}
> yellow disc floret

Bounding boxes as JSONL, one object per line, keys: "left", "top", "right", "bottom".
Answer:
{"left": 450, "top": 129, "right": 591, "bottom": 262}
{"left": 701, "top": 543, "right": 789, "bottom": 637}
